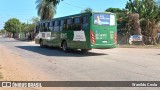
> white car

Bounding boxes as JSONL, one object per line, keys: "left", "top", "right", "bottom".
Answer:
{"left": 129, "top": 35, "right": 143, "bottom": 44}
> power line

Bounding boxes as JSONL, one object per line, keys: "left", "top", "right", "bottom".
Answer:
{"left": 61, "top": 1, "right": 84, "bottom": 9}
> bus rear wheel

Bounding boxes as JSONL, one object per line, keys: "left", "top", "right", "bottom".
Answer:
{"left": 62, "top": 41, "right": 68, "bottom": 52}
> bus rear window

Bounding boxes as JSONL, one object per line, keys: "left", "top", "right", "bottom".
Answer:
{"left": 94, "top": 13, "right": 115, "bottom": 26}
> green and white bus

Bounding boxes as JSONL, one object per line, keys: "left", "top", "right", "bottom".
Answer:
{"left": 35, "top": 12, "right": 117, "bottom": 52}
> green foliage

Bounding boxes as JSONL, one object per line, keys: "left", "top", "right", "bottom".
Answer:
{"left": 4, "top": 18, "right": 21, "bottom": 33}
{"left": 36, "top": 0, "right": 58, "bottom": 20}
{"left": 21, "top": 23, "right": 36, "bottom": 33}
{"left": 20, "top": 17, "right": 39, "bottom": 33}
{"left": 21, "top": 23, "right": 28, "bottom": 32}
{"left": 24, "top": 24, "right": 36, "bottom": 32}
{"left": 81, "top": 8, "right": 93, "bottom": 13}
{"left": 125, "top": 0, "right": 160, "bottom": 44}
{"left": 0, "top": 29, "right": 5, "bottom": 34}
{"left": 126, "top": 0, "right": 160, "bottom": 21}
{"left": 48, "top": 0, "right": 62, "bottom": 5}
{"left": 31, "top": 17, "right": 40, "bottom": 24}
{"left": 126, "top": 0, "right": 142, "bottom": 13}
{"left": 48, "top": 0, "right": 63, "bottom": 5}
{"left": 105, "top": 8, "right": 124, "bottom": 13}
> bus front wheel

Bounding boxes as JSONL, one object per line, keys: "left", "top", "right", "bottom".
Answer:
{"left": 62, "top": 41, "right": 68, "bottom": 52}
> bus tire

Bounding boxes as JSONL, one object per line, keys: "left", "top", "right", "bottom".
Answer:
{"left": 40, "top": 39, "right": 44, "bottom": 47}
{"left": 62, "top": 41, "right": 68, "bottom": 52}
{"left": 81, "top": 49, "right": 89, "bottom": 53}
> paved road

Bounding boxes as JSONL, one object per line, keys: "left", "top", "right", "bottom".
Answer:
{"left": 0, "top": 37, "right": 160, "bottom": 90}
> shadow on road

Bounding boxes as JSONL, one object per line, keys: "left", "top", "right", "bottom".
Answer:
{"left": 15, "top": 46, "right": 108, "bottom": 57}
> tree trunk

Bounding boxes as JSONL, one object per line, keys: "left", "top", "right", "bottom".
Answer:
{"left": 144, "top": 19, "right": 151, "bottom": 44}
{"left": 12, "top": 32, "right": 15, "bottom": 38}
{"left": 128, "top": 13, "right": 142, "bottom": 35}
{"left": 151, "top": 20, "right": 158, "bottom": 45}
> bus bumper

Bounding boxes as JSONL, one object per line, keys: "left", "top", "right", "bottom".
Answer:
{"left": 91, "top": 44, "right": 116, "bottom": 49}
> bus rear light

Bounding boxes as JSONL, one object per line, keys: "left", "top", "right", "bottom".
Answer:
{"left": 90, "top": 31, "right": 96, "bottom": 44}
{"left": 91, "top": 33, "right": 94, "bottom": 37}
{"left": 114, "top": 32, "right": 117, "bottom": 44}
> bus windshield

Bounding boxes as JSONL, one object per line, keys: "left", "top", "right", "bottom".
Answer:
{"left": 94, "top": 13, "right": 115, "bottom": 26}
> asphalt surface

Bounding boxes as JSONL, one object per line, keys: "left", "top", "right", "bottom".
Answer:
{"left": 1, "top": 37, "right": 160, "bottom": 90}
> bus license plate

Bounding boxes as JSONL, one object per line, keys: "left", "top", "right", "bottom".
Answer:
{"left": 102, "top": 41, "right": 108, "bottom": 43}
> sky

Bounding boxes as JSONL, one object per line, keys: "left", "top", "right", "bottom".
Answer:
{"left": 0, "top": 0, "right": 128, "bottom": 30}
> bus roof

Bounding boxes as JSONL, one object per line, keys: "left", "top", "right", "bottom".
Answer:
{"left": 38, "top": 12, "right": 116, "bottom": 23}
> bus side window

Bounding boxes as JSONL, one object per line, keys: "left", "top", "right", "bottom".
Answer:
{"left": 82, "top": 16, "right": 88, "bottom": 30}
{"left": 35, "top": 22, "right": 40, "bottom": 33}
{"left": 39, "top": 23, "right": 43, "bottom": 32}
{"left": 52, "top": 21, "right": 55, "bottom": 31}
{"left": 54, "top": 21, "right": 60, "bottom": 32}
{"left": 47, "top": 22, "right": 50, "bottom": 31}
{"left": 63, "top": 20, "right": 67, "bottom": 30}
{"left": 73, "top": 17, "right": 81, "bottom": 31}
{"left": 67, "top": 18, "right": 73, "bottom": 30}
{"left": 44, "top": 22, "right": 48, "bottom": 32}
{"left": 42, "top": 23, "right": 45, "bottom": 32}
{"left": 49, "top": 21, "right": 54, "bottom": 31}
{"left": 60, "top": 20, "right": 66, "bottom": 31}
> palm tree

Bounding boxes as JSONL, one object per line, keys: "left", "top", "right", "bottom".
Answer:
{"left": 36, "top": 0, "right": 57, "bottom": 20}
{"left": 49, "top": 0, "right": 63, "bottom": 5}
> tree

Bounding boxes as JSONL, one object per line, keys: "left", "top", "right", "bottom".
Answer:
{"left": 81, "top": 8, "right": 93, "bottom": 13}
{"left": 20, "top": 22, "right": 36, "bottom": 40}
{"left": 4, "top": 18, "right": 21, "bottom": 38}
{"left": 49, "top": 0, "right": 63, "bottom": 5}
{"left": 21, "top": 22, "right": 36, "bottom": 32}
{"left": 36, "top": 0, "right": 57, "bottom": 20}
{"left": 105, "top": 8, "right": 124, "bottom": 13}
{"left": 21, "top": 23, "right": 28, "bottom": 33}
{"left": 126, "top": 0, "right": 160, "bottom": 45}
{"left": 25, "top": 24, "right": 36, "bottom": 32}
{"left": 0, "top": 29, "right": 5, "bottom": 34}
{"left": 31, "top": 17, "right": 40, "bottom": 24}
{"left": 125, "top": 0, "right": 142, "bottom": 36}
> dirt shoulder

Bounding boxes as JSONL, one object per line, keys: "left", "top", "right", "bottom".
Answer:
{"left": 0, "top": 41, "right": 73, "bottom": 90}
{"left": 0, "top": 44, "right": 49, "bottom": 81}
{"left": 117, "top": 44, "right": 160, "bottom": 49}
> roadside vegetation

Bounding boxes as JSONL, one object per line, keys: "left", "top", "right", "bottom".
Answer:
{"left": 2, "top": 17, "right": 39, "bottom": 40}
{"left": 106, "top": 0, "right": 160, "bottom": 45}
